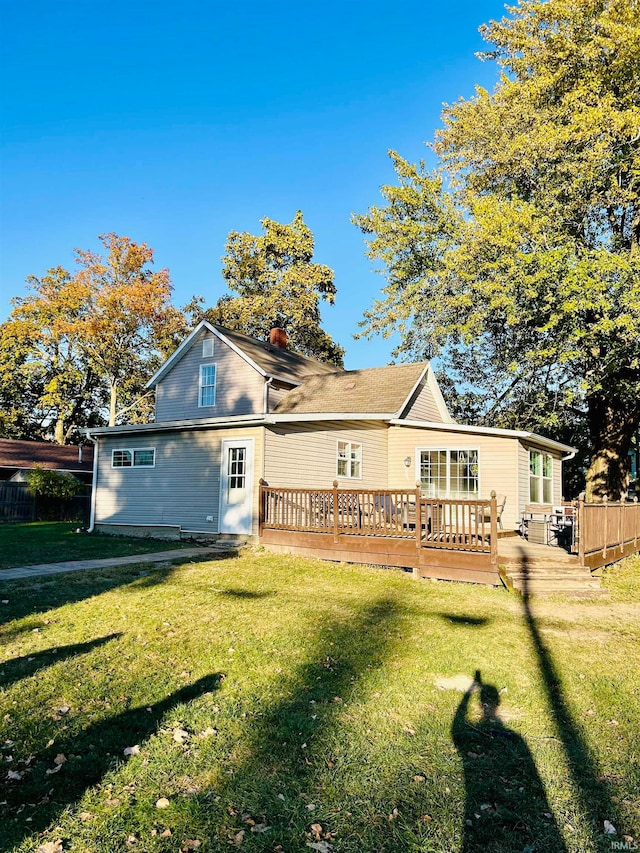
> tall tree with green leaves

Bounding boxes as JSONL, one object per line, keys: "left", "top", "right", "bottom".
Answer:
{"left": 354, "top": 0, "right": 640, "bottom": 501}
{"left": 203, "top": 212, "right": 344, "bottom": 366}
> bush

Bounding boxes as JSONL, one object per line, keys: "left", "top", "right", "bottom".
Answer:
{"left": 27, "top": 466, "right": 82, "bottom": 500}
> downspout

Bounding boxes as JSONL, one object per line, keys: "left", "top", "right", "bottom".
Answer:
{"left": 262, "top": 376, "right": 274, "bottom": 487}
{"left": 86, "top": 433, "right": 99, "bottom": 533}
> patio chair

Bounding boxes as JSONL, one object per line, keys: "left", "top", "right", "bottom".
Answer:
{"left": 471, "top": 495, "right": 506, "bottom": 530}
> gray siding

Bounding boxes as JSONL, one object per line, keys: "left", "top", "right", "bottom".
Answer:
{"left": 403, "top": 382, "right": 445, "bottom": 422}
{"left": 155, "top": 331, "right": 265, "bottom": 422}
{"left": 95, "top": 426, "right": 264, "bottom": 533}
{"left": 264, "top": 421, "right": 388, "bottom": 489}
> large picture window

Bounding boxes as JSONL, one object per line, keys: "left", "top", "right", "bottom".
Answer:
{"left": 419, "top": 449, "right": 479, "bottom": 499}
{"left": 529, "top": 449, "right": 553, "bottom": 503}
{"left": 337, "top": 440, "right": 362, "bottom": 479}
{"left": 199, "top": 364, "right": 217, "bottom": 407}
{"left": 112, "top": 448, "right": 155, "bottom": 468}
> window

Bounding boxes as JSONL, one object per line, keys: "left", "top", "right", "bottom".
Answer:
{"left": 199, "top": 364, "right": 216, "bottom": 407}
{"left": 202, "top": 337, "right": 214, "bottom": 358}
{"left": 112, "top": 448, "right": 155, "bottom": 468}
{"left": 337, "top": 440, "right": 362, "bottom": 479}
{"left": 529, "top": 449, "right": 552, "bottom": 503}
{"left": 228, "top": 446, "right": 246, "bottom": 491}
{"left": 419, "top": 449, "right": 479, "bottom": 499}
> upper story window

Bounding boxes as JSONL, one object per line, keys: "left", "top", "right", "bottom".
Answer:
{"left": 337, "top": 440, "right": 362, "bottom": 479}
{"left": 202, "top": 337, "right": 214, "bottom": 358}
{"left": 199, "top": 364, "right": 217, "bottom": 407}
{"left": 529, "top": 449, "right": 552, "bottom": 503}
{"left": 112, "top": 448, "right": 155, "bottom": 468}
{"left": 419, "top": 448, "right": 479, "bottom": 499}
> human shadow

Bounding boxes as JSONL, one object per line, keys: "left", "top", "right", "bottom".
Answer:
{"left": 0, "top": 633, "right": 121, "bottom": 690}
{"left": 519, "top": 549, "right": 622, "bottom": 846}
{"left": 452, "top": 669, "right": 568, "bottom": 852}
{"left": 0, "top": 673, "right": 223, "bottom": 850}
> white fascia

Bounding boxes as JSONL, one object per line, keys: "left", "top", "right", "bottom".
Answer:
{"left": 390, "top": 419, "right": 576, "bottom": 454}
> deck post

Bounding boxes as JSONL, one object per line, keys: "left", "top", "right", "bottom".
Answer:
{"left": 490, "top": 490, "right": 498, "bottom": 569}
{"left": 577, "top": 493, "right": 586, "bottom": 566}
{"left": 415, "top": 482, "right": 422, "bottom": 552}
{"left": 332, "top": 480, "right": 339, "bottom": 543}
{"left": 258, "top": 479, "right": 266, "bottom": 537}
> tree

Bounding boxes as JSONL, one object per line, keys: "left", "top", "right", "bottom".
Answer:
{"left": 2, "top": 234, "right": 187, "bottom": 440}
{"left": 354, "top": 0, "right": 640, "bottom": 501}
{"left": 200, "top": 212, "right": 344, "bottom": 366}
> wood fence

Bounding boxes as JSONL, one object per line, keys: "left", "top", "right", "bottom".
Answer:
{"left": 0, "top": 482, "right": 91, "bottom": 524}
{"left": 576, "top": 496, "right": 640, "bottom": 569}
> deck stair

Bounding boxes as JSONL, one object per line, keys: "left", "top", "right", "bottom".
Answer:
{"left": 498, "top": 537, "right": 607, "bottom": 598}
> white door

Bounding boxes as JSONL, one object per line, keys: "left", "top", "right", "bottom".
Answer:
{"left": 219, "top": 439, "right": 254, "bottom": 534}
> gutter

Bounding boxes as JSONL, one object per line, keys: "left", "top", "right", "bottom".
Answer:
{"left": 85, "top": 433, "right": 99, "bottom": 533}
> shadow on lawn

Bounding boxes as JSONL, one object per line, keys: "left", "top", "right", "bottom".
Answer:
{"left": 452, "top": 669, "right": 568, "bottom": 852}
{"left": 0, "top": 633, "right": 122, "bottom": 690}
{"left": 191, "top": 595, "right": 407, "bottom": 849}
{"left": 518, "top": 549, "right": 622, "bottom": 849}
{"left": 0, "top": 673, "right": 223, "bottom": 850}
{"left": 0, "top": 561, "right": 187, "bottom": 632}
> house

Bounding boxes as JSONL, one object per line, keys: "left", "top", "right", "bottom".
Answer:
{"left": 85, "top": 321, "right": 575, "bottom": 540}
{"left": 0, "top": 439, "right": 94, "bottom": 484}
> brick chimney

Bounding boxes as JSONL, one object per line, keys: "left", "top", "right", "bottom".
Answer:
{"left": 269, "top": 328, "right": 287, "bottom": 349}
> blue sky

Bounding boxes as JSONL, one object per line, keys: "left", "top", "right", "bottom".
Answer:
{"left": 0, "top": 0, "right": 506, "bottom": 369}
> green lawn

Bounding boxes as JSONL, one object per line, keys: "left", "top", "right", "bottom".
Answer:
{"left": 0, "top": 549, "right": 638, "bottom": 853}
{"left": 0, "top": 523, "right": 186, "bottom": 569}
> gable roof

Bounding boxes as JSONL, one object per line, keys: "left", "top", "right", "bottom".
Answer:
{"left": 273, "top": 362, "right": 430, "bottom": 416}
{"left": 146, "top": 321, "right": 340, "bottom": 389}
{"left": 0, "top": 439, "right": 94, "bottom": 473}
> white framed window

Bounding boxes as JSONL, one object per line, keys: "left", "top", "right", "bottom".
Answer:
{"left": 112, "top": 448, "right": 155, "bottom": 468}
{"left": 529, "top": 449, "right": 553, "bottom": 503}
{"left": 337, "top": 440, "right": 362, "bottom": 479}
{"left": 202, "top": 337, "right": 214, "bottom": 358}
{"left": 199, "top": 363, "right": 217, "bottom": 407}
{"left": 419, "top": 448, "right": 479, "bottom": 499}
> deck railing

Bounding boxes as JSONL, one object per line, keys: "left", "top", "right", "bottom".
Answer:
{"left": 576, "top": 496, "right": 640, "bottom": 565}
{"left": 259, "top": 480, "right": 498, "bottom": 559}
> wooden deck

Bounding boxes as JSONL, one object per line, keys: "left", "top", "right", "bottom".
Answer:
{"left": 259, "top": 484, "right": 640, "bottom": 593}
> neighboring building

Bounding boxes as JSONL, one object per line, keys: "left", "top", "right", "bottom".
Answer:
{"left": 0, "top": 439, "right": 94, "bottom": 484}
{"left": 85, "top": 322, "right": 576, "bottom": 538}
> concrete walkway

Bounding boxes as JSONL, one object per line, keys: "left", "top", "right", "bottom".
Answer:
{"left": 0, "top": 544, "right": 239, "bottom": 582}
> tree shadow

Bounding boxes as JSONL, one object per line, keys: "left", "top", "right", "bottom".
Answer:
{"left": 0, "top": 673, "right": 223, "bottom": 850}
{"left": 518, "top": 548, "right": 623, "bottom": 846}
{"left": 213, "top": 588, "right": 275, "bottom": 599}
{"left": 0, "top": 633, "right": 122, "bottom": 690}
{"left": 0, "top": 563, "right": 179, "bottom": 630}
{"left": 452, "top": 669, "right": 568, "bottom": 852}
{"left": 437, "top": 613, "right": 491, "bottom": 627}
{"left": 190, "top": 596, "right": 406, "bottom": 848}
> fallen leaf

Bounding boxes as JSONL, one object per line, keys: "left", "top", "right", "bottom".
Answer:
{"left": 155, "top": 797, "right": 171, "bottom": 809}
{"left": 413, "top": 775, "right": 426, "bottom": 783}
{"left": 310, "top": 823, "right": 323, "bottom": 837}
{"left": 604, "top": 820, "right": 617, "bottom": 835}
{"left": 36, "top": 842, "right": 63, "bottom": 853}
{"left": 6, "top": 770, "right": 22, "bottom": 781}
{"left": 78, "top": 811, "right": 94, "bottom": 821}
{"left": 388, "top": 808, "right": 399, "bottom": 821}
{"left": 250, "top": 824, "right": 269, "bottom": 833}
{"left": 173, "top": 728, "right": 190, "bottom": 743}
{"left": 124, "top": 745, "right": 140, "bottom": 756}
{"left": 160, "top": 829, "right": 172, "bottom": 837}
{"left": 57, "top": 706, "right": 70, "bottom": 716}
{"left": 230, "top": 829, "right": 245, "bottom": 846}
{"left": 54, "top": 753, "right": 67, "bottom": 765}
{"left": 306, "top": 842, "right": 333, "bottom": 853}
{"left": 182, "top": 841, "right": 201, "bottom": 851}
{"left": 306, "top": 803, "right": 316, "bottom": 810}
